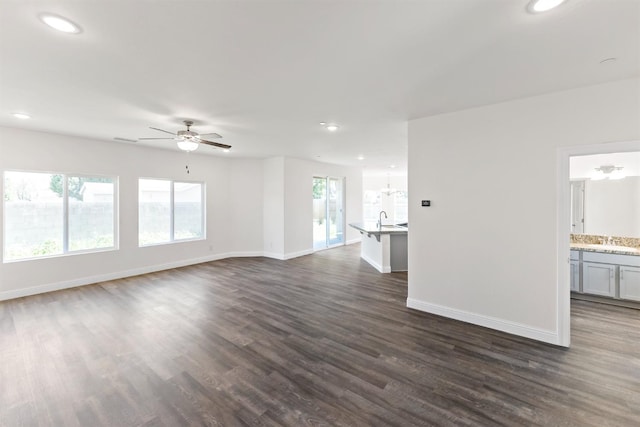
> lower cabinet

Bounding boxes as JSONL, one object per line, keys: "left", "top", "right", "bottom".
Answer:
{"left": 576, "top": 251, "right": 640, "bottom": 301}
{"left": 620, "top": 266, "right": 640, "bottom": 302}
{"left": 583, "top": 262, "right": 616, "bottom": 297}
{"left": 570, "top": 260, "right": 580, "bottom": 292}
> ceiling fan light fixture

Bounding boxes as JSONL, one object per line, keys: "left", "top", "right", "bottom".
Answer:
{"left": 177, "top": 140, "right": 199, "bottom": 152}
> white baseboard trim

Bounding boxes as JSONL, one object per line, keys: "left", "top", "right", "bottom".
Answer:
{"left": 406, "top": 297, "right": 561, "bottom": 345}
{"left": 262, "top": 251, "right": 285, "bottom": 260}
{"left": 346, "top": 238, "right": 361, "bottom": 245}
{"left": 360, "top": 253, "right": 390, "bottom": 273}
{"left": 0, "top": 253, "right": 223, "bottom": 302}
{"left": 0, "top": 250, "right": 272, "bottom": 302}
{"left": 284, "top": 249, "right": 314, "bottom": 260}
{"left": 225, "top": 251, "right": 265, "bottom": 258}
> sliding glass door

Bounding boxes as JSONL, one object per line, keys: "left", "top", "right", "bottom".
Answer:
{"left": 313, "top": 176, "right": 344, "bottom": 250}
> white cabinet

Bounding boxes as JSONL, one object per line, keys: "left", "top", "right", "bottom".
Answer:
{"left": 583, "top": 262, "right": 616, "bottom": 297}
{"left": 620, "top": 266, "right": 640, "bottom": 302}
{"left": 574, "top": 251, "right": 640, "bottom": 301}
{"left": 570, "top": 260, "right": 580, "bottom": 292}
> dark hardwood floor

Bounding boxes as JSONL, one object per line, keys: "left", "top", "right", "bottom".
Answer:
{"left": 1, "top": 244, "right": 639, "bottom": 426}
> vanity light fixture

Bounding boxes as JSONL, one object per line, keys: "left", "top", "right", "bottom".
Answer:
{"left": 527, "top": 0, "right": 567, "bottom": 13}
{"left": 12, "top": 112, "right": 31, "bottom": 119}
{"left": 39, "top": 13, "right": 82, "bottom": 34}
{"left": 608, "top": 169, "right": 626, "bottom": 180}
{"left": 591, "top": 165, "right": 625, "bottom": 181}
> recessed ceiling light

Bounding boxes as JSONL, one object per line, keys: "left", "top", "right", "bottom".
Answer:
{"left": 357, "top": 155, "right": 365, "bottom": 160}
{"left": 326, "top": 124, "right": 339, "bottom": 132}
{"left": 527, "top": 0, "right": 567, "bottom": 13}
{"left": 389, "top": 164, "right": 396, "bottom": 169}
{"left": 12, "top": 113, "right": 31, "bottom": 119}
{"left": 319, "top": 122, "right": 327, "bottom": 126}
{"left": 39, "top": 13, "right": 81, "bottom": 34}
{"left": 223, "top": 149, "right": 230, "bottom": 153}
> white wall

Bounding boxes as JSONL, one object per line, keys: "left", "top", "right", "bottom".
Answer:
{"left": 584, "top": 176, "right": 640, "bottom": 237}
{"left": 407, "top": 78, "right": 640, "bottom": 345}
{"left": 263, "top": 157, "right": 285, "bottom": 258}
{"left": 229, "top": 158, "right": 265, "bottom": 254}
{"left": 0, "top": 126, "right": 263, "bottom": 300}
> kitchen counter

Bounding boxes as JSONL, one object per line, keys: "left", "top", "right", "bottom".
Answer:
{"left": 349, "top": 222, "right": 408, "bottom": 237}
{"left": 570, "top": 243, "right": 639, "bottom": 256}
{"left": 349, "top": 222, "right": 408, "bottom": 273}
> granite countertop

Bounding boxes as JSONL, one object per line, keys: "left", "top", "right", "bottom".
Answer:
{"left": 349, "top": 222, "right": 408, "bottom": 235}
{"left": 570, "top": 243, "right": 640, "bottom": 256}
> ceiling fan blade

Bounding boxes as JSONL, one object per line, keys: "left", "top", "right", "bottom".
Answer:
{"left": 149, "top": 126, "right": 176, "bottom": 136}
{"left": 199, "top": 132, "right": 223, "bottom": 139}
{"left": 199, "top": 139, "right": 232, "bottom": 150}
{"left": 138, "top": 137, "right": 175, "bottom": 140}
{"left": 114, "top": 137, "right": 138, "bottom": 143}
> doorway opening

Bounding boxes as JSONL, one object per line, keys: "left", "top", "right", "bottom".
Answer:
{"left": 557, "top": 140, "right": 640, "bottom": 347}
{"left": 313, "top": 176, "right": 345, "bottom": 250}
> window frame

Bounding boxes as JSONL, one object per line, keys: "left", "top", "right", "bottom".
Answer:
{"left": 138, "top": 177, "right": 206, "bottom": 247}
{"left": 3, "top": 169, "right": 119, "bottom": 263}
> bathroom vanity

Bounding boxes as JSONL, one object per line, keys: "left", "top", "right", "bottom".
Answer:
{"left": 349, "top": 222, "right": 407, "bottom": 273}
{"left": 570, "top": 240, "right": 640, "bottom": 304}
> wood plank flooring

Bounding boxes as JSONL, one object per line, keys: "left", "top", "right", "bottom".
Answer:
{"left": 1, "top": 244, "right": 639, "bottom": 426}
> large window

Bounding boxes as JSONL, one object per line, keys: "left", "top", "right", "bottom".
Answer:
{"left": 138, "top": 179, "right": 204, "bottom": 246}
{"left": 3, "top": 171, "right": 117, "bottom": 262}
{"left": 363, "top": 189, "right": 408, "bottom": 223}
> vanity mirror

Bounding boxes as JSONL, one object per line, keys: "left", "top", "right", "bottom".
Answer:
{"left": 570, "top": 152, "right": 640, "bottom": 237}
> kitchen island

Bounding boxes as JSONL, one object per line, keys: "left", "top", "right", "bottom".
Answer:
{"left": 349, "top": 222, "right": 408, "bottom": 273}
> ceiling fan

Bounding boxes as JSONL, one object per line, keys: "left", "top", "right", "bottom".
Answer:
{"left": 139, "top": 120, "right": 231, "bottom": 152}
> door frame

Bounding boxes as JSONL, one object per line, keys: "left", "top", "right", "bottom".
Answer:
{"left": 557, "top": 139, "right": 640, "bottom": 347}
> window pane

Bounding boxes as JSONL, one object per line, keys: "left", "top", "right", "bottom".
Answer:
{"left": 394, "top": 191, "right": 408, "bottom": 223}
{"left": 174, "top": 182, "right": 203, "bottom": 240}
{"left": 363, "top": 190, "right": 381, "bottom": 222}
{"left": 68, "top": 176, "right": 115, "bottom": 251}
{"left": 139, "top": 179, "right": 171, "bottom": 245}
{"left": 4, "top": 171, "right": 63, "bottom": 260}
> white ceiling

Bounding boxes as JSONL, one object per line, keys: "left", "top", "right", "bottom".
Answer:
{"left": 1, "top": 0, "right": 639, "bottom": 175}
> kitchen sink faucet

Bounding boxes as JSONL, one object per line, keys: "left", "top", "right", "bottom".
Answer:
{"left": 378, "top": 211, "right": 388, "bottom": 228}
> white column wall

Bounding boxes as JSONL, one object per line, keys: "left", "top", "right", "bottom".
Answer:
{"left": 262, "top": 157, "right": 286, "bottom": 258}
